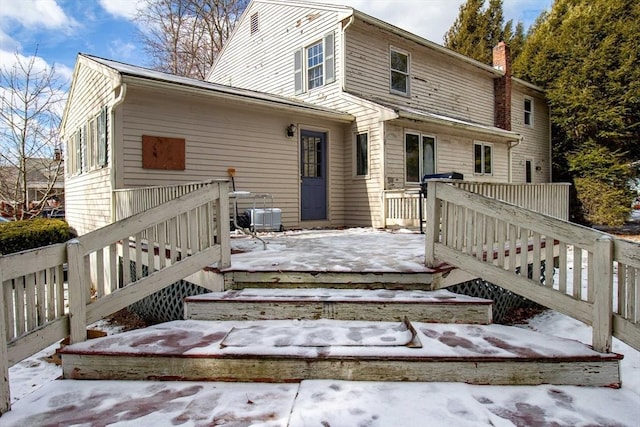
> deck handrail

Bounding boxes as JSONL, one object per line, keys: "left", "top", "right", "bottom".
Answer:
{"left": 383, "top": 182, "right": 571, "bottom": 228}
{"left": 0, "top": 180, "right": 230, "bottom": 414}
{"left": 425, "top": 180, "right": 639, "bottom": 354}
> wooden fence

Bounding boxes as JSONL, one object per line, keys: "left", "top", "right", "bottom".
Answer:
{"left": 0, "top": 181, "right": 230, "bottom": 414}
{"left": 425, "top": 181, "right": 639, "bottom": 353}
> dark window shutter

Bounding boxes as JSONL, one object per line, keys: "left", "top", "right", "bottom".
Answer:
{"left": 294, "top": 48, "right": 303, "bottom": 94}
{"left": 324, "top": 32, "right": 335, "bottom": 84}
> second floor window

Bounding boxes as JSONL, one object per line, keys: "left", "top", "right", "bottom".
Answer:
{"left": 307, "top": 41, "right": 324, "bottom": 90}
{"left": 524, "top": 96, "right": 533, "bottom": 126}
{"left": 390, "top": 48, "right": 409, "bottom": 95}
{"left": 294, "top": 33, "right": 335, "bottom": 94}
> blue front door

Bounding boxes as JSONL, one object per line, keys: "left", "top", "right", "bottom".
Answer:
{"left": 300, "top": 130, "right": 327, "bottom": 220}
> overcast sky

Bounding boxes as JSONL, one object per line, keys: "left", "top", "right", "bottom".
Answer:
{"left": 0, "top": 0, "right": 553, "bottom": 84}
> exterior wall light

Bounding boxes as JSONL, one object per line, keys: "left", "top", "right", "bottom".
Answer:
{"left": 286, "top": 124, "right": 297, "bottom": 137}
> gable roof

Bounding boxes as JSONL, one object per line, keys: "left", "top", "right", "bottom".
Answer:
{"left": 66, "top": 54, "right": 353, "bottom": 126}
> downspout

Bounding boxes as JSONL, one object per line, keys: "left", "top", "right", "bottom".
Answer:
{"left": 508, "top": 136, "right": 522, "bottom": 183}
{"left": 341, "top": 15, "right": 354, "bottom": 92}
{"left": 110, "top": 81, "right": 127, "bottom": 223}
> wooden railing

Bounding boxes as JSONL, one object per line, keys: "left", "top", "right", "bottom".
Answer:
{"left": 113, "top": 179, "right": 222, "bottom": 221}
{"left": 0, "top": 181, "right": 230, "bottom": 414}
{"left": 384, "top": 182, "right": 571, "bottom": 228}
{"left": 425, "top": 180, "right": 640, "bottom": 353}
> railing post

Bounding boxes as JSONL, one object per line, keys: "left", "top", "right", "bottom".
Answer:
{"left": 66, "top": 239, "right": 88, "bottom": 344}
{"left": 425, "top": 181, "right": 441, "bottom": 268}
{"left": 593, "top": 235, "right": 613, "bottom": 353}
{"left": 216, "top": 181, "right": 231, "bottom": 269}
{"left": 0, "top": 268, "right": 11, "bottom": 414}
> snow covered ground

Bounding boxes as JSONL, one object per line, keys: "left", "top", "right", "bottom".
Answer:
{"left": 2, "top": 228, "right": 640, "bottom": 426}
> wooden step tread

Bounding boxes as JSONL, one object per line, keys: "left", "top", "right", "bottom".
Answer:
{"left": 185, "top": 289, "right": 492, "bottom": 304}
{"left": 59, "top": 320, "right": 622, "bottom": 387}
{"left": 184, "top": 289, "right": 493, "bottom": 323}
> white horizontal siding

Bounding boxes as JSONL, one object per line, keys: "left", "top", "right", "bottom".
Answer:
{"left": 62, "top": 58, "right": 116, "bottom": 234}
{"left": 511, "top": 85, "right": 551, "bottom": 183}
{"left": 385, "top": 120, "right": 510, "bottom": 189}
{"left": 120, "top": 87, "right": 349, "bottom": 228}
{"left": 345, "top": 21, "right": 495, "bottom": 126}
{"left": 211, "top": 1, "right": 343, "bottom": 99}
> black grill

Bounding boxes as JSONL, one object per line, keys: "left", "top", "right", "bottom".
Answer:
{"left": 420, "top": 172, "right": 464, "bottom": 195}
{"left": 419, "top": 172, "right": 463, "bottom": 233}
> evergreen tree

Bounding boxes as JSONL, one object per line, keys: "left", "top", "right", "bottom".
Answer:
{"left": 444, "top": 0, "right": 523, "bottom": 65}
{"left": 513, "top": 0, "right": 640, "bottom": 225}
{"left": 444, "top": 0, "right": 488, "bottom": 62}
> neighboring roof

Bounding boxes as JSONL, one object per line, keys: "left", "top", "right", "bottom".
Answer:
{"left": 81, "top": 54, "right": 354, "bottom": 123}
{"left": 353, "top": 94, "right": 521, "bottom": 141}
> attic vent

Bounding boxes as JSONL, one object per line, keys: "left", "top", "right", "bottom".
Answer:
{"left": 250, "top": 12, "right": 259, "bottom": 35}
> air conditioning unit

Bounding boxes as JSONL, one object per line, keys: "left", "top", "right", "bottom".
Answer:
{"left": 245, "top": 208, "right": 283, "bottom": 231}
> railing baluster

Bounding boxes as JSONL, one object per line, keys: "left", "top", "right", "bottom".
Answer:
{"left": 559, "top": 242, "right": 567, "bottom": 294}
{"left": 573, "top": 247, "right": 583, "bottom": 299}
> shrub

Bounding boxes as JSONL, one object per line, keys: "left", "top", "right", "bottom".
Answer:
{"left": 568, "top": 141, "right": 635, "bottom": 226}
{"left": 573, "top": 177, "right": 631, "bottom": 226}
{"left": 0, "top": 218, "right": 75, "bottom": 255}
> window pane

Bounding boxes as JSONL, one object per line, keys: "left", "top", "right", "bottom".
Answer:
{"left": 474, "top": 144, "right": 483, "bottom": 174}
{"left": 307, "top": 42, "right": 323, "bottom": 89}
{"left": 302, "top": 135, "right": 322, "bottom": 177}
{"left": 484, "top": 145, "right": 492, "bottom": 174}
{"left": 356, "top": 133, "right": 368, "bottom": 176}
{"left": 405, "top": 133, "right": 420, "bottom": 182}
{"left": 391, "top": 72, "right": 407, "bottom": 93}
{"left": 422, "top": 136, "right": 435, "bottom": 176}
{"left": 391, "top": 51, "right": 407, "bottom": 73}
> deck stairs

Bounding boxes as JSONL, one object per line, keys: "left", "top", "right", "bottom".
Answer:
{"left": 58, "top": 274, "right": 622, "bottom": 388}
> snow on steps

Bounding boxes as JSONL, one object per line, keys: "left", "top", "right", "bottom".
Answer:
{"left": 58, "top": 319, "right": 622, "bottom": 387}
{"left": 184, "top": 288, "right": 493, "bottom": 324}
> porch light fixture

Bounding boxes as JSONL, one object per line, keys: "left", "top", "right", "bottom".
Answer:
{"left": 286, "top": 124, "right": 297, "bottom": 137}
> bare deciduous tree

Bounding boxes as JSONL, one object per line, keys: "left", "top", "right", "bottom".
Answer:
{"left": 136, "top": 0, "right": 248, "bottom": 79}
{"left": 0, "top": 48, "right": 65, "bottom": 219}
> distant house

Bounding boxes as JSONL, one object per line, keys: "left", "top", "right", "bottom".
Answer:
{"left": 0, "top": 153, "right": 64, "bottom": 218}
{"left": 60, "top": 0, "right": 551, "bottom": 234}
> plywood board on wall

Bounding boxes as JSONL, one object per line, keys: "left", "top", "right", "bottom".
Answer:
{"left": 142, "top": 135, "right": 185, "bottom": 170}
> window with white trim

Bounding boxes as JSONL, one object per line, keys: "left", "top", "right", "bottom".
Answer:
{"left": 67, "top": 106, "right": 108, "bottom": 176}
{"left": 390, "top": 48, "right": 410, "bottom": 95}
{"left": 525, "top": 158, "right": 533, "bottom": 183}
{"left": 524, "top": 96, "right": 534, "bottom": 127}
{"left": 474, "top": 142, "right": 492, "bottom": 175}
{"left": 355, "top": 132, "right": 369, "bottom": 177}
{"left": 405, "top": 132, "right": 436, "bottom": 183}
{"left": 294, "top": 32, "right": 335, "bottom": 94}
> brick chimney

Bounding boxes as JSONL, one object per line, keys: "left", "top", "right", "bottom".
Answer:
{"left": 493, "top": 41, "right": 511, "bottom": 131}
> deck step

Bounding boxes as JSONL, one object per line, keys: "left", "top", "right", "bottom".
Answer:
{"left": 59, "top": 319, "right": 622, "bottom": 387}
{"left": 184, "top": 288, "right": 493, "bottom": 324}
{"left": 223, "top": 270, "right": 443, "bottom": 290}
